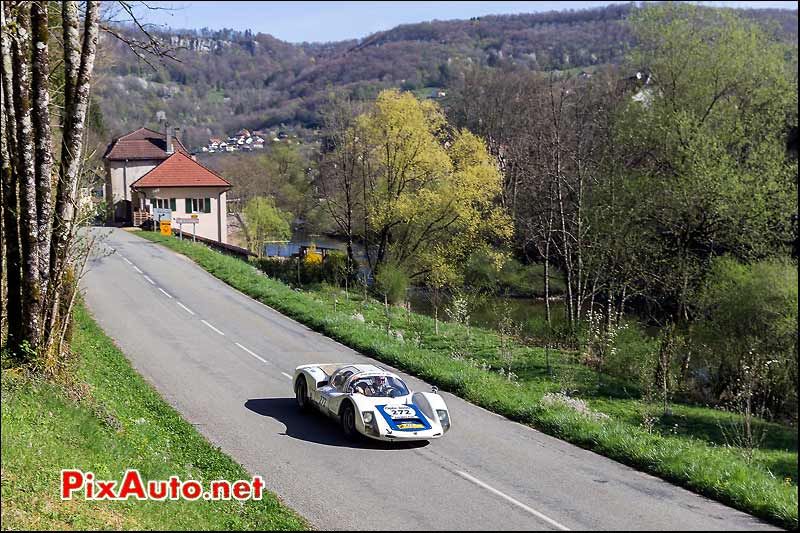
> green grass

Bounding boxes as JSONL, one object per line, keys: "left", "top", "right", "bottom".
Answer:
{"left": 135, "top": 231, "right": 798, "bottom": 529}
{"left": 1, "top": 303, "right": 307, "bottom": 531}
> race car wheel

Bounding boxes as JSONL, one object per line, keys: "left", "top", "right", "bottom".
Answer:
{"left": 340, "top": 402, "right": 357, "bottom": 438}
{"left": 295, "top": 377, "right": 310, "bottom": 411}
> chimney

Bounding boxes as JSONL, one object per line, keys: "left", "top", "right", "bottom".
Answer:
{"left": 174, "top": 126, "right": 182, "bottom": 152}
{"left": 165, "top": 121, "right": 174, "bottom": 154}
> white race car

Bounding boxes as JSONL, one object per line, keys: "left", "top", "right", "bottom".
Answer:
{"left": 293, "top": 363, "right": 451, "bottom": 441}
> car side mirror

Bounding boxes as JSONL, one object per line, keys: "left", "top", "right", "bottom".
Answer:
{"left": 431, "top": 386, "right": 438, "bottom": 394}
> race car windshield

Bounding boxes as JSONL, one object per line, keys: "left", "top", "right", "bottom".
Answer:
{"left": 350, "top": 376, "right": 409, "bottom": 398}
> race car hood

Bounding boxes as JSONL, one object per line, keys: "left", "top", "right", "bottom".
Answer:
{"left": 351, "top": 394, "right": 435, "bottom": 432}
{"left": 375, "top": 403, "right": 432, "bottom": 431}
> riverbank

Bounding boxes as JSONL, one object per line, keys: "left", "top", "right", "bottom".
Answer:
{"left": 134, "top": 231, "right": 797, "bottom": 529}
{"left": 0, "top": 303, "right": 307, "bottom": 530}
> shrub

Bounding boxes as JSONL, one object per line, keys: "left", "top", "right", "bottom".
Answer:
{"left": 373, "top": 263, "right": 409, "bottom": 305}
{"left": 693, "top": 257, "right": 798, "bottom": 420}
{"left": 253, "top": 256, "right": 323, "bottom": 285}
{"left": 603, "top": 320, "right": 658, "bottom": 383}
{"left": 322, "top": 251, "right": 350, "bottom": 285}
{"left": 463, "top": 250, "right": 567, "bottom": 297}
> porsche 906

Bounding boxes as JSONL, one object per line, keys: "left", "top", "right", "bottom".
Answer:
{"left": 293, "top": 363, "right": 451, "bottom": 441}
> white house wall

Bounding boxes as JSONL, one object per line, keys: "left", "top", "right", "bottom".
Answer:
{"left": 137, "top": 186, "right": 228, "bottom": 243}
{"left": 105, "top": 160, "right": 163, "bottom": 222}
{"left": 106, "top": 160, "right": 162, "bottom": 202}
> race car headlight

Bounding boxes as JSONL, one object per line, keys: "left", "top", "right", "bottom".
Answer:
{"left": 362, "top": 411, "right": 379, "bottom": 435}
{"left": 436, "top": 409, "right": 450, "bottom": 430}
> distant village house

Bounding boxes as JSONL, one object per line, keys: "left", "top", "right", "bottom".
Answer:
{"left": 103, "top": 123, "right": 231, "bottom": 243}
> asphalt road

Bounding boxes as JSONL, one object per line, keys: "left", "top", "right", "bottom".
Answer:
{"left": 81, "top": 228, "right": 778, "bottom": 531}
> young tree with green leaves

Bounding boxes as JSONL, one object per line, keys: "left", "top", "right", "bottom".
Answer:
{"left": 621, "top": 2, "right": 798, "bottom": 322}
{"left": 242, "top": 197, "right": 292, "bottom": 258}
{"left": 357, "top": 89, "right": 512, "bottom": 280}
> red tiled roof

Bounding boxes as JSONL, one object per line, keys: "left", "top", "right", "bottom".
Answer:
{"left": 104, "top": 127, "right": 189, "bottom": 161}
{"left": 130, "top": 152, "right": 231, "bottom": 189}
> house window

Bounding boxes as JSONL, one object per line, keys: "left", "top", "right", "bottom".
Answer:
{"left": 153, "top": 198, "right": 175, "bottom": 210}
{"left": 185, "top": 197, "right": 211, "bottom": 214}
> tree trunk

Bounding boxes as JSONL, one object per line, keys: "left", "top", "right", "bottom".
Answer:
{"left": 1, "top": 4, "right": 22, "bottom": 349}
{"left": 10, "top": 3, "right": 43, "bottom": 351}
{"left": 47, "top": 1, "right": 99, "bottom": 336}
{"left": 556, "top": 175, "right": 574, "bottom": 328}
{"left": 31, "top": 0, "right": 52, "bottom": 293}
{"left": 544, "top": 177, "right": 555, "bottom": 328}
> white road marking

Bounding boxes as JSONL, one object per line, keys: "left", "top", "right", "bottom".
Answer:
{"left": 455, "top": 470, "right": 570, "bottom": 531}
{"left": 122, "top": 256, "right": 132, "bottom": 265}
{"left": 143, "top": 274, "right": 155, "bottom": 284}
{"left": 201, "top": 319, "right": 225, "bottom": 336}
{"left": 133, "top": 265, "right": 143, "bottom": 274}
{"left": 281, "top": 372, "right": 293, "bottom": 380}
{"left": 235, "top": 342, "right": 266, "bottom": 363}
{"left": 158, "top": 288, "right": 173, "bottom": 299}
{"left": 176, "top": 302, "right": 195, "bottom": 315}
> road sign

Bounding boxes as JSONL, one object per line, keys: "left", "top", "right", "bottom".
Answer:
{"left": 160, "top": 220, "right": 172, "bottom": 236}
{"left": 153, "top": 207, "right": 171, "bottom": 221}
{"left": 175, "top": 218, "right": 198, "bottom": 242}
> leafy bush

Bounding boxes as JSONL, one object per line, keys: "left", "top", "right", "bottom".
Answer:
{"left": 693, "top": 257, "right": 798, "bottom": 420}
{"left": 322, "top": 251, "right": 350, "bottom": 285}
{"left": 373, "top": 262, "right": 409, "bottom": 305}
{"left": 253, "top": 257, "right": 319, "bottom": 285}
{"left": 602, "top": 320, "right": 658, "bottom": 384}
{"left": 254, "top": 251, "right": 357, "bottom": 288}
{"left": 524, "top": 312, "right": 579, "bottom": 348}
{"left": 463, "top": 249, "right": 567, "bottom": 297}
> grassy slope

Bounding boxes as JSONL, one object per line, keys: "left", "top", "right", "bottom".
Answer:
{"left": 135, "top": 231, "right": 798, "bottom": 529}
{"left": 1, "top": 304, "right": 307, "bottom": 531}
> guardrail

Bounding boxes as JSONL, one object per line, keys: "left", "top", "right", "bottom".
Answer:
{"left": 169, "top": 228, "right": 256, "bottom": 260}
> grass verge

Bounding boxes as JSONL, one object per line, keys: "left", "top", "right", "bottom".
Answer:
{"left": 1, "top": 303, "right": 308, "bottom": 531}
{"left": 135, "top": 231, "right": 797, "bottom": 529}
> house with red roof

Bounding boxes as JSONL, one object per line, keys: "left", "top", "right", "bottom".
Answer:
{"left": 104, "top": 123, "right": 231, "bottom": 243}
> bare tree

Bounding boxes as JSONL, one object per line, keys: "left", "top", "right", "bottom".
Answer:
{"left": 317, "top": 93, "right": 366, "bottom": 271}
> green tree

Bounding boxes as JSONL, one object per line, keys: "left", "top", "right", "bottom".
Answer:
{"left": 694, "top": 257, "right": 798, "bottom": 420}
{"left": 619, "top": 3, "right": 798, "bottom": 322}
{"left": 357, "top": 89, "right": 512, "bottom": 280}
{"left": 373, "top": 261, "right": 409, "bottom": 306}
{"left": 242, "top": 197, "right": 292, "bottom": 257}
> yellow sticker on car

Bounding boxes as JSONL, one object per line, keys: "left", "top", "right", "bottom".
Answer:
{"left": 397, "top": 423, "right": 425, "bottom": 429}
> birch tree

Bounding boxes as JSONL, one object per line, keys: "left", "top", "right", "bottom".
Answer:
{"left": 1, "top": 0, "right": 99, "bottom": 363}
{"left": 1, "top": 3, "right": 22, "bottom": 348}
